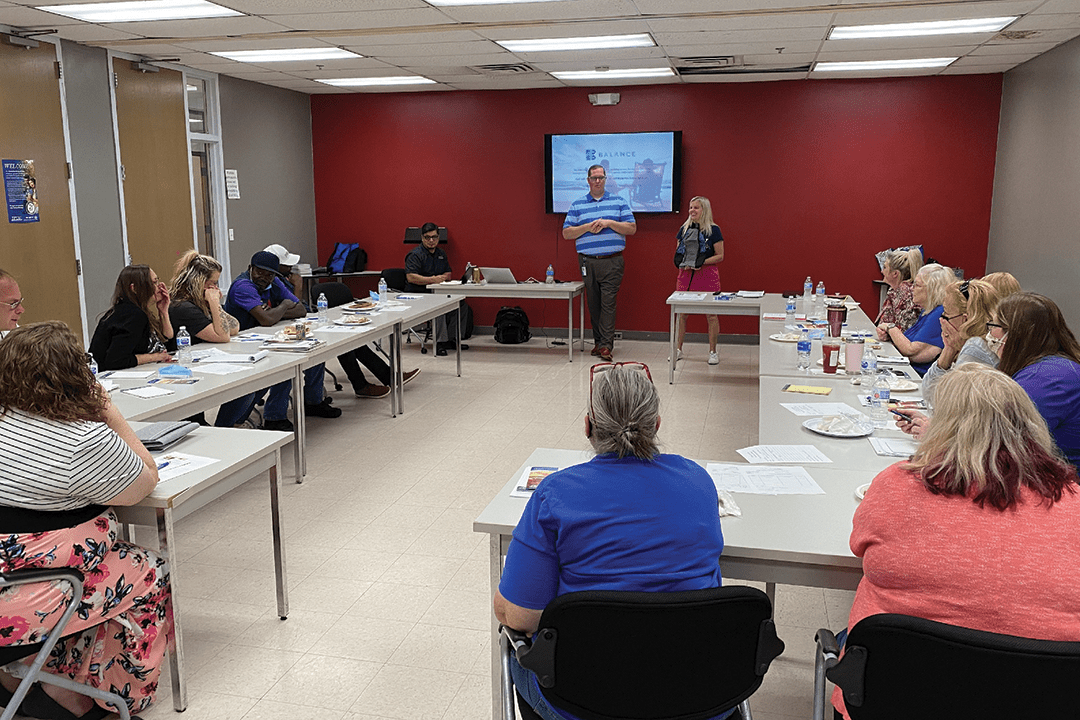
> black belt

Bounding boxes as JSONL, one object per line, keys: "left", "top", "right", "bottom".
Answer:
{"left": 581, "top": 251, "right": 623, "bottom": 260}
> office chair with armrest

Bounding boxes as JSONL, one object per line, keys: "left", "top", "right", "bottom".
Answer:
{"left": 501, "top": 586, "right": 784, "bottom": 720}
{"left": 380, "top": 268, "right": 431, "bottom": 353}
{"left": 0, "top": 567, "right": 132, "bottom": 720}
{"left": 814, "top": 613, "right": 1080, "bottom": 720}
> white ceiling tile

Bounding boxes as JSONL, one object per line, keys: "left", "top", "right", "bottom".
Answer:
{"left": 52, "top": 24, "right": 144, "bottom": 42}
{"left": 528, "top": 58, "right": 671, "bottom": 71}
{"left": 830, "top": 0, "right": 1041, "bottom": 23}
{"left": 506, "top": 46, "right": 667, "bottom": 63}
{"left": 268, "top": 7, "right": 453, "bottom": 31}
{"left": 435, "top": 0, "right": 641, "bottom": 23}
{"left": 237, "top": 56, "right": 393, "bottom": 72}
{"left": 0, "top": 5, "right": 80, "bottom": 24}
{"left": 633, "top": 0, "right": 824, "bottom": 12}
{"left": 395, "top": 53, "right": 521, "bottom": 66}
{"left": 1029, "top": 0, "right": 1080, "bottom": 13}
{"left": 653, "top": 27, "right": 827, "bottom": 44}
{"left": 1008, "top": 12, "right": 1080, "bottom": 30}
{"left": 475, "top": 19, "right": 650, "bottom": 40}
{"left": 343, "top": 39, "right": 503, "bottom": 57}
{"left": 645, "top": 13, "right": 832, "bottom": 32}
{"left": 98, "top": 15, "right": 290, "bottom": 38}
{"left": 738, "top": 51, "right": 816, "bottom": 64}
{"left": 179, "top": 37, "right": 337, "bottom": 51}
{"left": 989, "top": 27, "right": 1080, "bottom": 43}
{"left": 103, "top": 41, "right": 197, "bottom": 54}
{"left": 952, "top": 54, "right": 1033, "bottom": 66}
{"left": 327, "top": 29, "right": 485, "bottom": 45}
{"left": 940, "top": 64, "right": 1010, "bottom": 74}
{"left": 215, "top": 0, "right": 427, "bottom": 14}
{"left": 666, "top": 40, "right": 821, "bottom": 56}
{"left": 975, "top": 40, "right": 1060, "bottom": 53}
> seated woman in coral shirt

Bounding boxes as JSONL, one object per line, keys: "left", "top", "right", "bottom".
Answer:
{"left": 834, "top": 363, "right": 1080, "bottom": 718}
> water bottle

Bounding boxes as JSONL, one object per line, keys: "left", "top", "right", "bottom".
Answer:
{"left": 377, "top": 278, "right": 388, "bottom": 304}
{"left": 88, "top": 354, "right": 98, "bottom": 378}
{"left": 797, "top": 327, "right": 811, "bottom": 371}
{"left": 546, "top": 264, "right": 555, "bottom": 285}
{"left": 803, "top": 276, "right": 812, "bottom": 304}
{"left": 872, "top": 373, "right": 891, "bottom": 428}
{"left": 176, "top": 326, "right": 191, "bottom": 364}
{"left": 785, "top": 296, "right": 796, "bottom": 329}
{"left": 317, "top": 292, "right": 329, "bottom": 323}
{"left": 814, "top": 281, "right": 826, "bottom": 320}
{"left": 861, "top": 345, "right": 878, "bottom": 376}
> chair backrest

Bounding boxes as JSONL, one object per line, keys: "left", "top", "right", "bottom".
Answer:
{"left": 518, "top": 586, "right": 783, "bottom": 720}
{"left": 310, "top": 281, "right": 353, "bottom": 308}
{"left": 381, "top": 268, "right": 410, "bottom": 293}
{"left": 829, "top": 613, "right": 1080, "bottom": 719}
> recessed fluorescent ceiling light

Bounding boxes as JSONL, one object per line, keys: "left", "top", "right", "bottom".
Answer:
{"left": 498, "top": 34, "right": 654, "bottom": 52}
{"left": 317, "top": 76, "right": 437, "bottom": 87}
{"left": 829, "top": 17, "right": 1017, "bottom": 40}
{"left": 552, "top": 68, "right": 674, "bottom": 80}
{"left": 813, "top": 58, "right": 957, "bottom": 72}
{"left": 212, "top": 48, "right": 361, "bottom": 63}
{"left": 36, "top": 0, "right": 241, "bottom": 22}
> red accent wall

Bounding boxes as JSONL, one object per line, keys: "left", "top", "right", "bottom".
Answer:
{"left": 311, "top": 75, "right": 1001, "bottom": 335}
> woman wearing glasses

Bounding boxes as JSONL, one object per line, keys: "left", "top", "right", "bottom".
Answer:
{"left": 920, "top": 279, "right": 1001, "bottom": 405}
{"left": 89, "top": 265, "right": 173, "bottom": 370}
{"left": 876, "top": 263, "right": 954, "bottom": 376}
{"left": 494, "top": 363, "right": 728, "bottom": 720}
{"left": 0, "top": 322, "right": 172, "bottom": 720}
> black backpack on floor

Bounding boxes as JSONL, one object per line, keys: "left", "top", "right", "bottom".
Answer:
{"left": 494, "top": 306, "right": 531, "bottom": 344}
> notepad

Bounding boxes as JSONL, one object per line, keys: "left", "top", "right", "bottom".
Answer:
{"left": 122, "top": 386, "right": 174, "bottom": 399}
{"left": 781, "top": 384, "right": 833, "bottom": 396}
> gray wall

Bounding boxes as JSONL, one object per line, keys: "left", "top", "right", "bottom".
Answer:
{"left": 987, "top": 35, "right": 1080, "bottom": 329}
{"left": 219, "top": 76, "right": 317, "bottom": 279}
{"left": 61, "top": 40, "right": 126, "bottom": 323}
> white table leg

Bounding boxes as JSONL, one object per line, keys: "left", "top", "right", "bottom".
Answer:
{"left": 157, "top": 507, "right": 186, "bottom": 712}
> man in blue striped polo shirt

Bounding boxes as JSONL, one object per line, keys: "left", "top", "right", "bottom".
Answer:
{"left": 562, "top": 164, "right": 637, "bottom": 360}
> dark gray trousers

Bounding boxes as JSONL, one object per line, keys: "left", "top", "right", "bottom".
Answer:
{"left": 579, "top": 253, "right": 625, "bottom": 350}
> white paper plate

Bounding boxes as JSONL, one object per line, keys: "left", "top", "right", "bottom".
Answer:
{"left": 888, "top": 379, "right": 919, "bottom": 392}
{"left": 342, "top": 300, "right": 378, "bottom": 312}
{"left": 855, "top": 482, "right": 871, "bottom": 500}
{"left": 802, "top": 417, "right": 874, "bottom": 438}
{"left": 769, "top": 333, "right": 801, "bottom": 343}
{"left": 334, "top": 316, "right": 371, "bottom": 326}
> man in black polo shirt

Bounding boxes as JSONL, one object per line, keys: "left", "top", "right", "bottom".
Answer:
{"left": 404, "top": 222, "right": 467, "bottom": 356}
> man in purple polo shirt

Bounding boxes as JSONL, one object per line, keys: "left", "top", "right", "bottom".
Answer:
{"left": 562, "top": 164, "right": 636, "bottom": 360}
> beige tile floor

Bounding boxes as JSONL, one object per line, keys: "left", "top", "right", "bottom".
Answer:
{"left": 122, "top": 334, "right": 853, "bottom": 720}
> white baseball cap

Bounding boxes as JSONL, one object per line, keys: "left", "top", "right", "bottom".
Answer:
{"left": 263, "top": 244, "right": 300, "bottom": 266}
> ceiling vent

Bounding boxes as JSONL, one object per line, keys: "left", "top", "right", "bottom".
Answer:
{"left": 472, "top": 63, "right": 536, "bottom": 74}
{"left": 996, "top": 30, "right": 1042, "bottom": 41}
{"left": 676, "top": 62, "right": 811, "bottom": 76}
{"left": 678, "top": 55, "right": 741, "bottom": 67}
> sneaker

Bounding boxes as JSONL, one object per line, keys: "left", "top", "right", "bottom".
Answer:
{"left": 591, "top": 345, "right": 603, "bottom": 357}
{"left": 402, "top": 368, "right": 421, "bottom": 385}
{"left": 668, "top": 349, "right": 684, "bottom": 362}
{"left": 305, "top": 398, "right": 342, "bottom": 418}
{"left": 263, "top": 418, "right": 293, "bottom": 432}
{"left": 356, "top": 384, "right": 391, "bottom": 399}
{"left": 598, "top": 347, "right": 613, "bottom": 361}
{"left": 708, "top": 351, "right": 719, "bottom": 365}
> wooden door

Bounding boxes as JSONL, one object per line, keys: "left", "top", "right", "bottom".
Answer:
{"left": 0, "top": 41, "right": 84, "bottom": 336}
{"left": 113, "top": 58, "right": 194, "bottom": 282}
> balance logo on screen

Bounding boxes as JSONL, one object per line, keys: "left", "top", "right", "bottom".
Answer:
{"left": 585, "top": 149, "right": 596, "bottom": 161}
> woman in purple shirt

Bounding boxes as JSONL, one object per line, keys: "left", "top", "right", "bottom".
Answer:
{"left": 990, "top": 293, "right": 1080, "bottom": 468}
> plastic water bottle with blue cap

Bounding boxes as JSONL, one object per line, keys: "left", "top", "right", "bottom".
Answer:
{"left": 317, "top": 292, "right": 329, "bottom": 323}
{"left": 176, "top": 326, "right": 191, "bottom": 364}
{"left": 546, "top": 264, "right": 555, "bottom": 285}
{"left": 785, "top": 296, "right": 796, "bottom": 329}
{"left": 378, "top": 277, "right": 388, "bottom": 304}
{"left": 797, "top": 327, "right": 811, "bottom": 371}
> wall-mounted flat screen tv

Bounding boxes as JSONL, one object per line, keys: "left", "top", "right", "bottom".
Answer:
{"left": 545, "top": 131, "right": 681, "bottom": 214}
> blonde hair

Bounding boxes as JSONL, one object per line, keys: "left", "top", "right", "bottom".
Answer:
{"left": 981, "top": 272, "right": 1021, "bottom": 298}
{"left": 916, "top": 263, "right": 955, "bottom": 313}
{"left": 944, "top": 279, "right": 999, "bottom": 342}
{"left": 589, "top": 367, "right": 660, "bottom": 460}
{"left": 679, "top": 196, "right": 716, "bottom": 239}
{"left": 885, "top": 248, "right": 923, "bottom": 282}
{"left": 170, "top": 250, "right": 222, "bottom": 317}
{"left": 903, "top": 364, "right": 1075, "bottom": 510}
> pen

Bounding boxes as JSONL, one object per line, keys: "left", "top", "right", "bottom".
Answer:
{"left": 156, "top": 461, "right": 169, "bottom": 470}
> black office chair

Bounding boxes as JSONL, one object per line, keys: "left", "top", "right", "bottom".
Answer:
{"left": 309, "top": 282, "right": 357, "bottom": 391}
{"left": 0, "top": 568, "right": 132, "bottom": 720}
{"left": 501, "top": 586, "right": 784, "bottom": 720}
{"left": 814, "top": 613, "right": 1080, "bottom": 720}
{"left": 380, "top": 268, "right": 431, "bottom": 353}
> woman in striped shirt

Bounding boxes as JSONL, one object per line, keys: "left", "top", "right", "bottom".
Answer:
{"left": 0, "top": 322, "right": 171, "bottom": 720}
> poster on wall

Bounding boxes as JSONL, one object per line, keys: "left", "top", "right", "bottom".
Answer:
{"left": 3, "top": 159, "right": 39, "bottom": 223}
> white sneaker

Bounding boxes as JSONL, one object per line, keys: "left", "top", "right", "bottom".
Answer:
{"left": 668, "top": 349, "right": 683, "bottom": 362}
{"left": 708, "top": 351, "right": 719, "bottom": 365}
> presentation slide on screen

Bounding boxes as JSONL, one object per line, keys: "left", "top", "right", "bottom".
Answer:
{"left": 550, "top": 132, "right": 675, "bottom": 213}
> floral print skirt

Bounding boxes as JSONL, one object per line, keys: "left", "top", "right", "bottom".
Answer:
{"left": 0, "top": 508, "right": 172, "bottom": 715}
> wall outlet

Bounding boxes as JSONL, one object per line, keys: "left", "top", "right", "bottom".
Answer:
{"left": 613, "top": 331, "right": 623, "bottom": 339}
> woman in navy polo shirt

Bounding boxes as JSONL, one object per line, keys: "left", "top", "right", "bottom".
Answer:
{"left": 877, "top": 263, "right": 954, "bottom": 376}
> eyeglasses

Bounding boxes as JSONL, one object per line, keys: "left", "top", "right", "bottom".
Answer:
{"left": 0, "top": 298, "right": 23, "bottom": 310}
{"left": 422, "top": 234, "right": 439, "bottom": 241}
{"left": 941, "top": 312, "right": 965, "bottom": 326}
{"left": 588, "top": 175, "right": 607, "bottom": 182}
{"left": 589, "top": 362, "right": 652, "bottom": 416}
{"left": 986, "top": 321, "right": 1007, "bottom": 332}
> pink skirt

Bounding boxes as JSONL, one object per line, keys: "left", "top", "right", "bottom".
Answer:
{"left": 676, "top": 265, "right": 721, "bottom": 292}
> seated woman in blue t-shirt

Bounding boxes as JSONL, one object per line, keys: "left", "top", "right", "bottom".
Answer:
{"left": 876, "top": 263, "right": 955, "bottom": 376}
{"left": 494, "top": 364, "right": 726, "bottom": 720}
